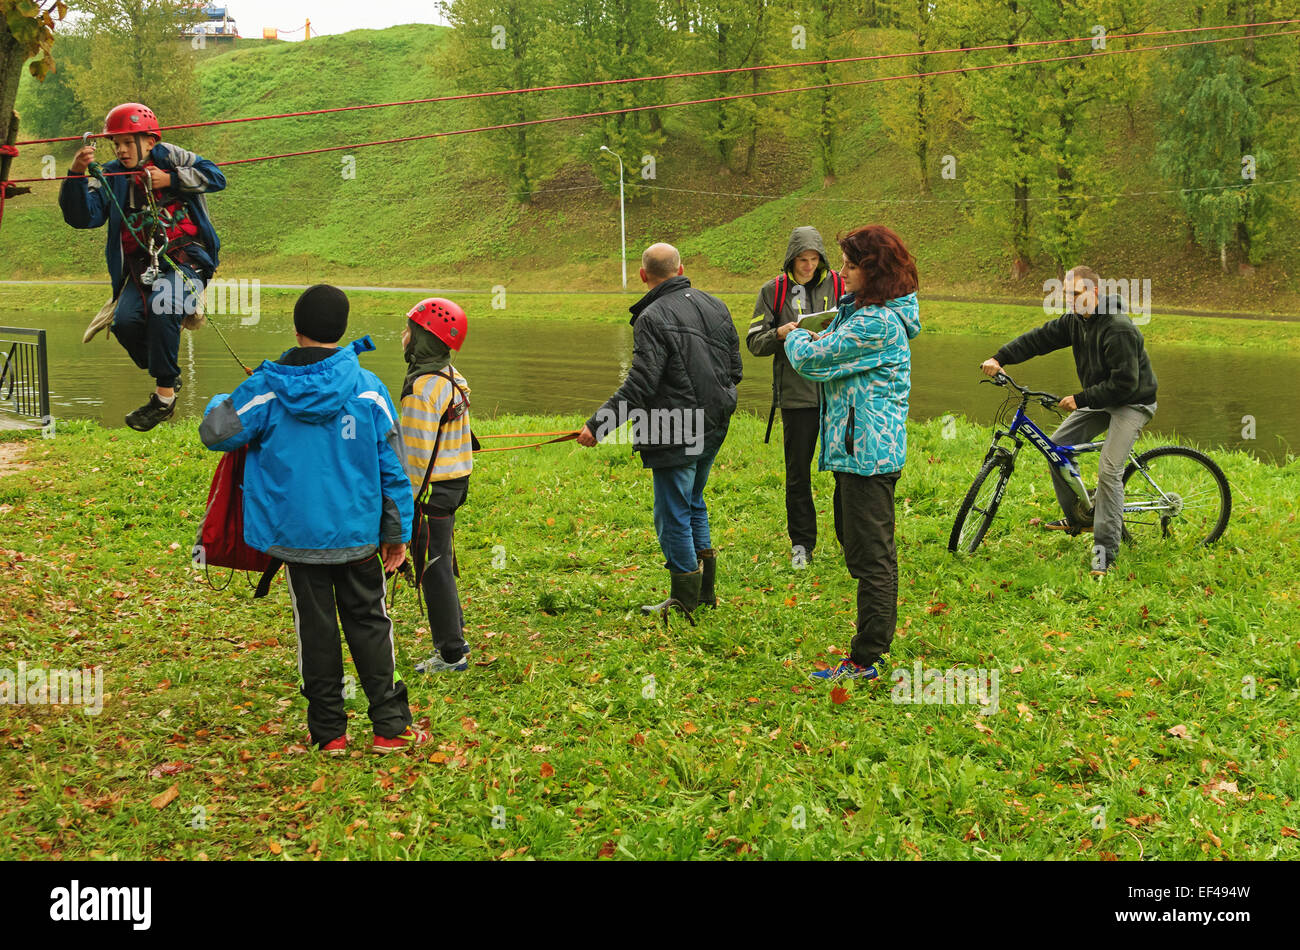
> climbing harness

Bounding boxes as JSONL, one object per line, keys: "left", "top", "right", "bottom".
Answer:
{"left": 82, "top": 140, "right": 252, "bottom": 376}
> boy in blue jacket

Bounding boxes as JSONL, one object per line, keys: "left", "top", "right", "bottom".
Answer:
{"left": 61, "top": 102, "right": 225, "bottom": 431}
{"left": 199, "top": 285, "right": 427, "bottom": 754}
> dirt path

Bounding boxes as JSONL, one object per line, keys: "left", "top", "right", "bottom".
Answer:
{"left": 0, "top": 442, "right": 32, "bottom": 477}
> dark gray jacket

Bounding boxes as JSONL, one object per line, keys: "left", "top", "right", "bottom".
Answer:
{"left": 746, "top": 226, "right": 843, "bottom": 410}
{"left": 993, "top": 296, "right": 1158, "bottom": 409}
{"left": 587, "top": 275, "right": 742, "bottom": 469}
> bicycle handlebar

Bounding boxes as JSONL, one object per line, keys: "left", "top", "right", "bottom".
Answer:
{"left": 982, "top": 371, "right": 1063, "bottom": 408}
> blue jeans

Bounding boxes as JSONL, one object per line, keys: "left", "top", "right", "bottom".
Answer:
{"left": 113, "top": 264, "right": 204, "bottom": 386}
{"left": 651, "top": 445, "right": 719, "bottom": 574}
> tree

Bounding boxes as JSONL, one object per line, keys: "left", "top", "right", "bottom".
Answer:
{"left": 876, "top": 0, "right": 962, "bottom": 194}
{"left": 1, "top": 0, "right": 66, "bottom": 191}
{"left": 1155, "top": 47, "right": 1260, "bottom": 270}
{"left": 70, "top": 0, "right": 199, "bottom": 131}
{"left": 691, "top": 0, "right": 772, "bottom": 174}
{"left": 436, "top": 0, "right": 560, "bottom": 201}
{"left": 13, "top": 26, "right": 88, "bottom": 139}
{"left": 551, "top": 0, "right": 669, "bottom": 199}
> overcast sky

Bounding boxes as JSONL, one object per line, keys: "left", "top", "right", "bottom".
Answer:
{"left": 222, "top": 0, "right": 449, "bottom": 38}
{"left": 70, "top": 1, "right": 450, "bottom": 38}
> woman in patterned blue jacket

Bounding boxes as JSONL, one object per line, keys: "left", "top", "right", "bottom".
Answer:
{"left": 785, "top": 225, "right": 921, "bottom": 683}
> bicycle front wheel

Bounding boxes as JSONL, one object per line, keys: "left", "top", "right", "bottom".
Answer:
{"left": 949, "top": 455, "right": 1013, "bottom": 553}
{"left": 1121, "top": 445, "right": 1231, "bottom": 549}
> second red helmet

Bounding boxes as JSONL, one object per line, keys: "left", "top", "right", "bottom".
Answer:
{"left": 104, "top": 102, "right": 160, "bottom": 138}
{"left": 407, "top": 297, "right": 467, "bottom": 351}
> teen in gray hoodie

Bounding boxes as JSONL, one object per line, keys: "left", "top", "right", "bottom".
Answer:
{"left": 746, "top": 226, "right": 845, "bottom": 564}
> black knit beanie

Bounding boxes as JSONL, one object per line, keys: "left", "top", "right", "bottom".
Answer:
{"left": 293, "top": 284, "right": 349, "bottom": 344}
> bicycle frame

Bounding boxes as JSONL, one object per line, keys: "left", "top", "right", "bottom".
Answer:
{"left": 982, "top": 375, "right": 1180, "bottom": 519}
{"left": 985, "top": 405, "right": 1098, "bottom": 511}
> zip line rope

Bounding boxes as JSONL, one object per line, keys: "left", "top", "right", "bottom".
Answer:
{"left": 174, "top": 176, "right": 1300, "bottom": 206}
{"left": 7, "top": 25, "right": 1298, "bottom": 189}
{"left": 14, "top": 17, "right": 1298, "bottom": 147}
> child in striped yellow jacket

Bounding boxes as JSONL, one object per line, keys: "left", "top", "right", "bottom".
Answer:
{"left": 399, "top": 298, "right": 474, "bottom": 674}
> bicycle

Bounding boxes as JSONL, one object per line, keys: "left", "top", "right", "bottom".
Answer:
{"left": 948, "top": 372, "right": 1232, "bottom": 555}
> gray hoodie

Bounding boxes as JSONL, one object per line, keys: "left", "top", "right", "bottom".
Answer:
{"left": 746, "top": 226, "right": 844, "bottom": 410}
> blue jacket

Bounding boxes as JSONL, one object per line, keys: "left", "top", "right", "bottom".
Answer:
{"left": 198, "top": 337, "right": 414, "bottom": 564}
{"left": 59, "top": 141, "right": 225, "bottom": 297}
{"left": 785, "top": 292, "right": 922, "bottom": 477}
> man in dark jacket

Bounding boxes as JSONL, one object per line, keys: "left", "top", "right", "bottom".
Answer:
{"left": 747, "top": 226, "right": 844, "bottom": 564}
{"left": 578, "top": 243, "right": 743, "bottom": 619}
{"left": 982, "top": 265, "right": 1158, "bottom": 574}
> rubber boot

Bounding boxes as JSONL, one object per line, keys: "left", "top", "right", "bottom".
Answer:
{"left": 697, "top": 549, "right": 717, "bottom": 608}
{"left": 641, "top": 566, "right": 703, "bottom": 626}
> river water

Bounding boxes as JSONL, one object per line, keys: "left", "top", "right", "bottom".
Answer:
{"left": 7, "top": 309, "right": 1298, "bottom": 461}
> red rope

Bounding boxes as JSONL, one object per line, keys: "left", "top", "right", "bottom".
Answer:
{"left": 13, "top": 18, "right": 1298, "bottom": 147}
{"left": 5, "top": 27, "right": 1298, "bottom": 185}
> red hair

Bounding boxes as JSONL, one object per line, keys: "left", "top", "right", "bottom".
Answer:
{"left": 838, "top": 225, "right": 918, "bottom": 306}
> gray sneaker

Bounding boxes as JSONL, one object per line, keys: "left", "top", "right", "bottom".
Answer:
{"left": 414, "top": 649, "right": 470, "bottom": 673}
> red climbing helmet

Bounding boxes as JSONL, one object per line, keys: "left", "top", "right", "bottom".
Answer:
{"left": 407, "top": 297, "right": 467, "bottom": 350}
{"left": 104, "top": 102, "right": 161, "bottom": 138}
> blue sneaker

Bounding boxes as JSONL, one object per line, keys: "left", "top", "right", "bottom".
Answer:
{"left": 808, "top": 659, "right": 880, "bottom": 682}
{"left": 414, "top": 648, "right": 470, "bottom": 673}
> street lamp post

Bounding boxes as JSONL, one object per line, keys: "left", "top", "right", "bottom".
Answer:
{"left": 599, "top": 145, "right": 627, "bottom": 291}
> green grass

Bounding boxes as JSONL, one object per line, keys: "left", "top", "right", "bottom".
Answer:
{"left": 7, "top": 282, "right": 1300, "bottom": 354}
{"left": 5, "top": 24, "right": 1300, "bottom": 311}
{"left": 1, "top": 413, "right": 1297, "bottom": 860}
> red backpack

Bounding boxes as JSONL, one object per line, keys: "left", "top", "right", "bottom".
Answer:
{"left": 193, "top": 446, "right": 277, "bottom": 592}
{"left": 773, "top": 268, "right": 845, "bottom": 317}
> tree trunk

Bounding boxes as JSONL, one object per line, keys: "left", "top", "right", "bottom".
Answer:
{"left": 1, "top": 28, "right": 23, "bottom": 166}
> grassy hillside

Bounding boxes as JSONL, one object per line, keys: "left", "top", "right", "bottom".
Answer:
{"left": 3, "top": 24, "right": 1299, "bottom": 313}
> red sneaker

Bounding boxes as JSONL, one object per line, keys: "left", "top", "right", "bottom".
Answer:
{"left": 318, "top": 735, "right": 348, "bottom": 755}
{"left": 372, "top": 726, "right": 431, "bottom": 753}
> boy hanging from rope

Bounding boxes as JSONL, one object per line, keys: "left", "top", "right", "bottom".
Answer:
{"left": 60, "top": 102, "right": 225, "bottom": 431}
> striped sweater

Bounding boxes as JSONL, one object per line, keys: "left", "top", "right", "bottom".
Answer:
{"left": 399, "top": 369, "right": 474, "bottom": 495}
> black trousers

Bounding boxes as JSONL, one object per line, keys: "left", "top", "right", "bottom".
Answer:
{"left": 285, "top": 557, "right": 411, "bottom": 743}
{"left": 418, "top": 476, "right": 469, "bottom": 663}
{"left": 832, "top": 470, "right": 901, "bottom": 666}
{"left": 781, "top": 407, "right": 820, "bottom": 554}
{"left": 420, "top": 507, "right": 468, "bottom": 663}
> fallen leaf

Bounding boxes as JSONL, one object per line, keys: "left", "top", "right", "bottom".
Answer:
{"left": 539, "top": 762, "right": 555, "bottom": 778}
{"left": 1281, "top": 827, "right": 1299, "bottom": 839}
{"left": 682, "top": 722, "right": 698, "bottom": 735}
{"left": 830, "top": 685, "right": 850, "bottom": 705}
{"left": 268, "top": 839, "right": 282, "bottom": 855}
{"left": 149, "top": 784, "right": 179, "bottom": 809}
{"left": 597, "top": 840, "right": 617, "bottom": 859}
{"left": 309, "top": 776, "right": 326, "bottom": 793}
{"left": 1167, "top": 724, "right": 1190, "bottom": 739}
{"left": 925, "top": 602, "right": 948, "bottom": 616}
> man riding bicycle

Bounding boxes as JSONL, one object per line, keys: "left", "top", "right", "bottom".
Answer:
{"left": 981, "top": 265, "right": 1158, "bottom": 575}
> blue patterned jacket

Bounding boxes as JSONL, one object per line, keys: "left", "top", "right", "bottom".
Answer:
{"left": 784, "top": 292, "right": 921, "bottom": 477}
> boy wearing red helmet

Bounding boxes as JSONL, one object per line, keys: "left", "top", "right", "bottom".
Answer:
{"left": 61, "top": 102, "right": 225, "bottom": 431}
{"left": 399, "top": 298, "right": 474, "bottom": 674}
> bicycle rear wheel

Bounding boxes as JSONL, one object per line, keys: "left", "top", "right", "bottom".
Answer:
{"left": 949, "top": 455, "right": 1013, "bottom": 553}
{"left": 1121, "top": 445, "right": 1231, "bottom": 549}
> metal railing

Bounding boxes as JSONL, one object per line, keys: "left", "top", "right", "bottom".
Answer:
{"left": 0, "top": 327, "right": 51, "bottom": 428}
